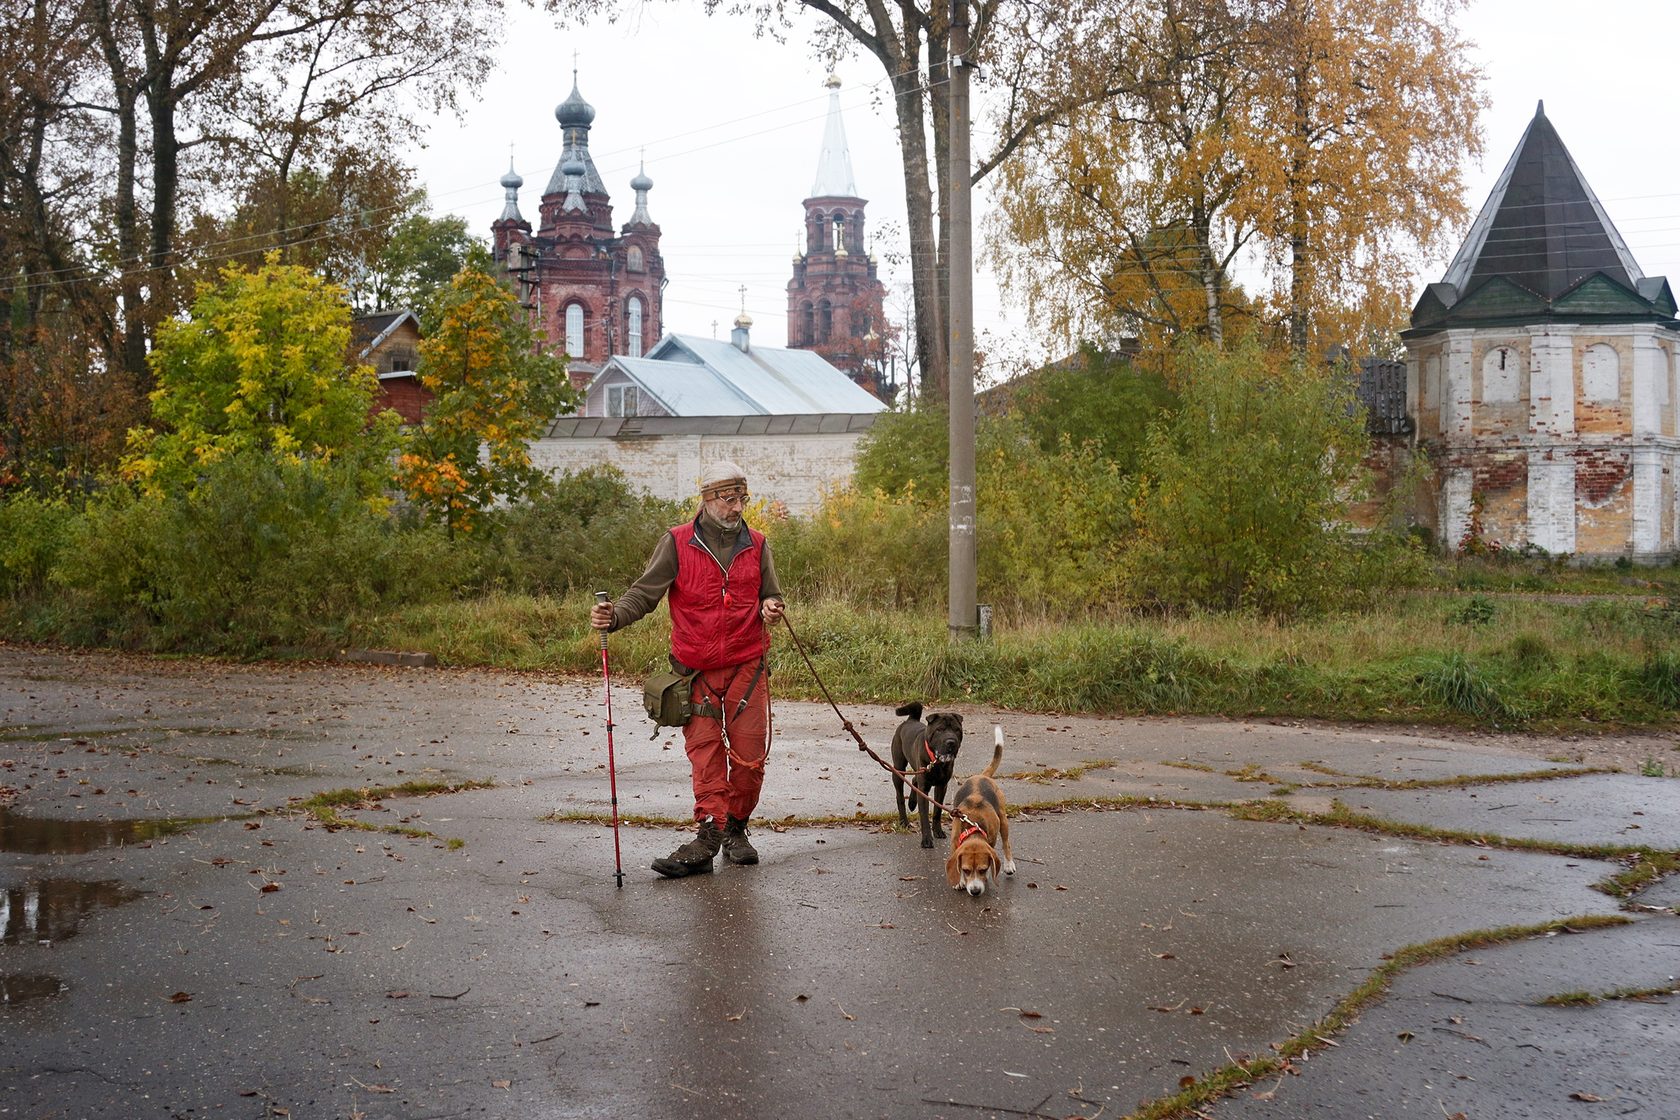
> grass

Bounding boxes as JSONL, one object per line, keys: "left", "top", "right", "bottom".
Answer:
{"left": 293, "top": 779, "right": 494, "bottom": 844}
{"left": 1126, "top": 915, "right": 1632, "bottom": 1120}
{"left": 336, "top": 585, "right": 1680, "bottom": 732}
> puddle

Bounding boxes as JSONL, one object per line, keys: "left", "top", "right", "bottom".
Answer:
{"left": 2, "top": 879, "right": 143, "bottom": 944}
{"left": 0, "top": 807, "right": 194, "bottom": 854}
{"left": 1, "top": 974, "right": 66, "bottom": 1004}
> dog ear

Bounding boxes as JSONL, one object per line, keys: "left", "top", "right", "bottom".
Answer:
{"left": 986, "top": 845, "right": 1001, "bottom": 881}
{"left": 951, "top": 714, "right": 963, "bottom": 728}
{"left": 945, "top": 848, "right": 961, "bottom": 888}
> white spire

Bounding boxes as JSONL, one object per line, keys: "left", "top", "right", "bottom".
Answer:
{"left": 810, "top": 74, "right": 858, "bottom": 198}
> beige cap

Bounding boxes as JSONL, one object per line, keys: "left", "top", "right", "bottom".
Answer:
{"left": 699, "top": 460, "right": 747, "bottom": 494}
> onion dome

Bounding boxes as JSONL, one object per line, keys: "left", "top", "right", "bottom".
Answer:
{"left": 555, "top": 79, "right": 596, "bottom": 128}
{"left": 498, "top": 159, "right": 525, "bottom": 222}
{"left": 562, "top": 157, "right": 588, "bottom": 212}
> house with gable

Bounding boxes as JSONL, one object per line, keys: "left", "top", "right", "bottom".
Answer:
{"left": 351, "top": 309, "right": 427, "bottom": 425}
{"left": 531, "top": 315, "right": 885, "bottom": 514}
{"left": 1402, "top": 103, "right": 1680, "bottom": 560}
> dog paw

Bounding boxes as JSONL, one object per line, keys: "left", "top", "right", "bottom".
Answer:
{"left": 1003, "top": 860, "right": 1016, "bottom": 875}
{"left": 920, "top": 837, "right": 934, "bottom": 850}
{"left": 933, "top": 828, "right": 946, "bottom": 840}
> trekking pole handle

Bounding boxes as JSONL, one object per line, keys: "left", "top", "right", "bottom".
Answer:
{"left": 594, "top": 591, "right": 610, "bottom": 651}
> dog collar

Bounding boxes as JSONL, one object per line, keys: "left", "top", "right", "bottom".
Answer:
{"left": 956, "top": 824, "right": 985, "bottom": 847}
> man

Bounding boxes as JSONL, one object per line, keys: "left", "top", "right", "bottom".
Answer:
{"left": 589, "top": 460, "right": 786, "bottom": 878}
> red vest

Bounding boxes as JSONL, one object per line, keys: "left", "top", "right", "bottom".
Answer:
{"left": 668, "top": 518, "right": 768, "bottom": 670}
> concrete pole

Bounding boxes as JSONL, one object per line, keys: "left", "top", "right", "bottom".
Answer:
{"left": 946, "top": 0, "right": 977, "bottom": 640}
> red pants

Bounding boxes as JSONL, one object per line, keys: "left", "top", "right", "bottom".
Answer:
{"left": 683, "top": 660, "right": 769, "bottom": 823}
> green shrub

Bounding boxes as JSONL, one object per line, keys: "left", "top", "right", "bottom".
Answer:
{"left": 0, "top": 491, "right": 76, "bottom": 597}
{"left": 482, "top": 466, "right": 688, "bottom": 596}
{"left": 770, "top": 486, "right": 945, "bottom": 608}
{"left": 1449, "top": 595, "right": 1497, "bottom": 626}
{"left": 1121, "top": 340, "right": 1395, "bottom": 616}
{"left": 50, "top": 452, "right": 460, "bottom": 651}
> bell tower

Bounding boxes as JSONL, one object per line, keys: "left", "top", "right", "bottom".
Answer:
{"left": 787, "top": 75, "right": 888, "bottom": 397}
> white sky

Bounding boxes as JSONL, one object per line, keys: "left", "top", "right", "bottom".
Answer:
{"left": 406, "top": 1, "right": 1680, "bottom": 372}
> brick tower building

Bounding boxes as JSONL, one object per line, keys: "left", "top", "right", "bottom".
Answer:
{"left": 1402, "top": 103, "right": 1680, "bottom": 560}
{"left": 492, "top": 76, "right": 665, "bottom": 389}
{"left": 787, "top": 76, "right": 888, "bottom": 398}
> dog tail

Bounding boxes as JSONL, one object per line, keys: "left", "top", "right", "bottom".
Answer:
{"left": 895, "top": 701, "right": 924, "bottom": 720}
{"left": 982, "top": 725, "right": 1004, "bottom": 777}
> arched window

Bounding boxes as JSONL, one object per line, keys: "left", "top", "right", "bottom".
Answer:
{"left": 625, "top": 296, "right": 644, "bottom": 358}
{"left": 818, "top": 299, "right": 833, "bottom": 343}
{"left": 801, "top": 302, "right": 814, "bottom": 346}
{"left": 1582, "top": 343, "right": 1619, "bottom": 402}
{"left": 627, "top": 245, "right": 644, "bottom": 272}
{"left": 565, "top": 303, "right": 585, "bottom": 358}
{"left": 1482, "top": 344, "right": 1519, "bottom": 404}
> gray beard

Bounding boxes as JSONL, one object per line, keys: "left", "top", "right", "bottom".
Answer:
{"left": 702, "top": 507, "right": 741, "bottom": 533}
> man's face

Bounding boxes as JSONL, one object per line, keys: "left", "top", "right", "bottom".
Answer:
{"left": 703, "top": 483, "right": 749, "bottom": 530}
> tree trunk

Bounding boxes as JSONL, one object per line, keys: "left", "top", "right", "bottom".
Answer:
{"left": 1193, "top": 196, "right": 1223, "bottom": 347}
{"left": 891, "top": 45, "right": 947, "bottom": 403}
{"left": 926, "top": 11, "right": 951, "bottom": 401}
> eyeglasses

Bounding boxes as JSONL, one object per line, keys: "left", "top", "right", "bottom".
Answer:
{"left": 708, "top": 488, "right": 750, "bottom": 506}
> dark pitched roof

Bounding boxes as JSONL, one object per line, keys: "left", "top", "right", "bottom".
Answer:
{"left": 1408, "top": 104, "right": 1676, "bottom": 334}
{"left": 350, "top": 309, "right": 419, "bottom": 357}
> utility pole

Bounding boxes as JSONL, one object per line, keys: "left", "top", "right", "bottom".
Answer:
{"left": 947, "top": 0, "right": 977, "bottom": 640}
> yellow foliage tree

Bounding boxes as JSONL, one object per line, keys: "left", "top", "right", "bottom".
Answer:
{"left": 122, "top": 254, "right": 399, "bottom": 497}
{"left": 989, "top": 0, "right": 1484, "bottom": 357}
{"left": 394, "top": 266, "right": 578, "bottom": 536}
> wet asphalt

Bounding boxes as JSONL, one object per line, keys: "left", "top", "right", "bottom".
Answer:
{"left": 1, "top": 646, "right": 1676, "bottom": 1120}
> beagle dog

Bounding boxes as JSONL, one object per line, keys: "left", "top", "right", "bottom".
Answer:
{"left": 945, "top": 726, "right": 1016, "bottom": 897}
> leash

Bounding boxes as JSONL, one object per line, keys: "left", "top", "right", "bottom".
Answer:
{"left": 776, "top": 614, "right": 980, "bottom": 830}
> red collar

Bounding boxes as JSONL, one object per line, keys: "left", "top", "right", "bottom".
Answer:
{"left": 955, "top": 824, "right": 986, "bottom": 847}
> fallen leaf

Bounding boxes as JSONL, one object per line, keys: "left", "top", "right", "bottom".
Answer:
{"left": 725, "top": 1010, "right": 746, "bottom": 1022}
{"left": 1570, "top": 1092, "right": 1604, "bottom": 1102}
{"left": 167, "top": 992, "right": 192, "bottom": 1003}
{"left": 1179, "top": 1076, "right": 1196, "bottom": 1089}
{"left": 492, "top": 1080, "right": 511, "bottom": 1090}
{"left": 386, "top": 991, "right": 409, "bottom": 999}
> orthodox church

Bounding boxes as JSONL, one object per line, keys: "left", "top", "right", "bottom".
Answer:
{"left": 491, "top": 75, "right": 665, "bottom": 389}
{"left": 1402, "top": 103, "right": 1680, "bottom": 561}
{"left": 786, "top": 75, "right": 889, "bottom": 397}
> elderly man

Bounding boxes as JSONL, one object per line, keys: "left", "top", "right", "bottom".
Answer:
{"left": 589, "top": 461, "right": 786, "bottom": 878}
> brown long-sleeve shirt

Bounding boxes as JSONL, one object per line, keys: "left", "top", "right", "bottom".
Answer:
{"left": 606, "top": 510, "right": 783, "bottom": 632}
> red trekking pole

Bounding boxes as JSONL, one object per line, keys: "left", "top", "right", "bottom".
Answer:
{"left": 594, "top": 591, "right": 626, "bottom": 889}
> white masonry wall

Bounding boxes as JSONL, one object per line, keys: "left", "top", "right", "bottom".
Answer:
{"left": 528, "top": 430, "right": 869, "bottom": 515}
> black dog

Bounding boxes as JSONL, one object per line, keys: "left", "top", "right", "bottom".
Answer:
{"left": 889, "top": 701, "right": 965, "bottom": 849}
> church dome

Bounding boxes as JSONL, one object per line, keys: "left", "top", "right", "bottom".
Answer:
{"left": 555, "top": 81, "right": 596, "bottom": 127}
{"left": 631, "top": 167, "right": 654, "bottom": 192}
{"left": 500, "top": 166, "right": 524, "bottom": 190}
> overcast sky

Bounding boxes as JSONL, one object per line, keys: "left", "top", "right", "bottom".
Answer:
{"left": 406, "top": 1, "right": 1680, "bottom": 373}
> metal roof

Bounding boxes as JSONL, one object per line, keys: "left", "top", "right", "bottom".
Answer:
{"left": 1442, "top": 103, "right": 1643, "bottom": 300}
{"left": 593, "top": 333, "right": 886, "bottom": 417}
{"left": 809, "top": 76, "right": 859, "bottom": 199}
{"left": 545, "top": 413, "right": 881, "bottom": 439}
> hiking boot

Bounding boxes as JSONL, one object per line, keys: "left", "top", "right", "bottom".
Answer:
{"left": 721, "top": 816, "right": 759, "bottom": 865}
{"left": 651, "top": 819, "right": 722, "bottom": 879}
